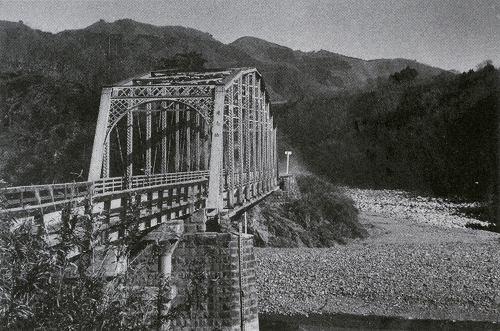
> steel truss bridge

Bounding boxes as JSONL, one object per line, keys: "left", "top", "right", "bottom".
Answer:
{"left": 0, "top": 67, "right": 278, "bottom": 244}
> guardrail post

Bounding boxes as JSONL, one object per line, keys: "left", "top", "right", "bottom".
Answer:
{"left": 168, "top": 188, "right": 174, "bottom": 212}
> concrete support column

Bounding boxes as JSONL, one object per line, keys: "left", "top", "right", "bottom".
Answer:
{"left": 195, "top": 112, "right": 201, "bottom": 171}
{"left": 252, "top": 80, "right": 258, "bottom": 198}
{"left": 126, "top": 110, "right": 133, "bottom": 186}
{"left": 166, "top": 232, "right": 259, "bottom": 330}
{"left": 145, "top": 103, "right": 152, "bottom": 176}
{"left": 88, "top": 87, "right": 112, "bottom": 181}
{"left": 157, "top": 239, "right": 179, "bottom": 331}
{"left": 227, "top": 85, "right": 235, "bottom": 208}
{"left": 206, "top": 86, "right": 225, "bottom": 213}
{"left": 159, "top": 244, "right": 173, "bottom": 277}
{"left": 161, "top": 110, "right": 168, "bottom": 174}
{"left": 186, "top": 110, "right": 191, "bottom": 171}
{"left": 175, "top": 105, "right": 180, "bottom": 172}
{"left": 237, "top": 81, "right": 245, "bottom": 204}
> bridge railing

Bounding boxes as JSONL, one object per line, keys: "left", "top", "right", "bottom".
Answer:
{"left": 222, "top": 171, "right": 265, "bottom": 189}
{"left": 1, "top": 171, "right": 210, "bottom": 212}
{"left": 93, "top": 170, "right": 210, "bottom": 195}
{"left": 0, "top": 182, "right": 92, "bottom": 211}
{"left": 1, "top": 168, "right": 277, "bottom": 213}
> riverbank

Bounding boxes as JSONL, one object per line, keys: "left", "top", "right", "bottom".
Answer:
{"left": 256, "top": 188, "right": 500, "bottom": 324}
{"left": 341, "top": 187, "right": 492, "bottom": 228}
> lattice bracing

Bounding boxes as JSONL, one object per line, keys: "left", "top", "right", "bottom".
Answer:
{"left": 88, "top": 67, "right": 276, "bottom": 212}
{"left": 107, "top": 97, "right": 214, "bottom": 134}
{"left": 112, "top": 85, "right": 214, "bottom": 98}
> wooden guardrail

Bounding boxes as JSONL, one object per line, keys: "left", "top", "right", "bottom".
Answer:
{"left": 0, "top": 171, "right": 210, "bottom": 212}
{"left": 93, "top": 170, "right": 210, "bottom": 194}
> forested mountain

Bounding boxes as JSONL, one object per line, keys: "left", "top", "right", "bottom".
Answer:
{"left": 0, "top": 19, "right": 447, "bottom": 101}
{"left": 231, "top": 36, "right": 447, "bottom": 98}
{"left": 275, "top": 64, "right": 498, "bottom": 215}
{"left": 0, "top": 18, "right": 449, "bottom": 186}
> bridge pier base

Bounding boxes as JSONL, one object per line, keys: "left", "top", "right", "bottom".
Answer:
{"left": 170, "top": 231, "right": 259, "bottom": 330}
{"left": 132, "top": 224, "right": 259, "bottom": 331}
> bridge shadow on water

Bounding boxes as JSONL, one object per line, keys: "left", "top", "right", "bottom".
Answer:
{"left": 259, "top": 313, "right": 500, "bottom": 331}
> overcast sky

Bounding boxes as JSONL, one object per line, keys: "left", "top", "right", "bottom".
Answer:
{"left": 1, "top": 0, "right": 499, "bottom": 71}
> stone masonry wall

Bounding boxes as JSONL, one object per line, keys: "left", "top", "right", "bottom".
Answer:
{"left": 170, "top": 232, "right": 258, "bottom": 330}
{"left": 130, "top": 231, "right": 259, "bottom": 331}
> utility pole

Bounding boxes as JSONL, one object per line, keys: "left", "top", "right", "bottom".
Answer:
{"left": 285, "top": 151, "right": 292, "bottom": 175}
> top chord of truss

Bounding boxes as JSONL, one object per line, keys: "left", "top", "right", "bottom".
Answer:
{"left": 115, "top": 68, "right": 256, "bottom": 86}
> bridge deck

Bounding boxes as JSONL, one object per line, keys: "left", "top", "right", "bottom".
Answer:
{"left": 1, "top": 170, "right": 278, "bottom": 217}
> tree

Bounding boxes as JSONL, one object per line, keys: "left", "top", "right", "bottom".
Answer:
{"left": 155, "top": 52, "right": 207, "bottom": 71}
{"left": 390, "top": 66, "right": 419, "bottom": 83}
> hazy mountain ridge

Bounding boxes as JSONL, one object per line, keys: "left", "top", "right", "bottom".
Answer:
{"left": 231, "top": 36, "right": 448, "bottom": 98}
{"left": 0, "top": 19, "right": 448, "bottom": 101}
{"left": 0, "top": 19, "right": 451, "bottom": 185}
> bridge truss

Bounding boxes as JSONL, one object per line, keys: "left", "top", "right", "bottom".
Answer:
{"left": 1, "top": 68, "right": 278, "bottom": 227}
{"left": 89, "top": 67, "right": 278, "bottom": 212}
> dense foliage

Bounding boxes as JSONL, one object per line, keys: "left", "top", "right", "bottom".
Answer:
{"left": 276, "top": 65, "right": 498, "bottom": 217}
{"left": 0, "top": 20, "right": 445, "bottom": 185}
{"left": 246, "top": 174, "right": 366, "bottom": 247}
{"left": 0, "top": 51, "right": 208, "bottom": 185}
{"left": 0, "top": 19, "right": 496, "bottom": 222}
{"left": 0, "top": 73, "right": 98, "bottom": 184}
{"left": 0, "top": 202, "right": 156, "bottom": 330}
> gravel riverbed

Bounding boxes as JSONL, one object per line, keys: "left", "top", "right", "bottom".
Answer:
{"left": 341, "top": 187, "right": 490, "bottom": 228}
{"left": 256, "top": 188, "right": 500, "bottom": 322}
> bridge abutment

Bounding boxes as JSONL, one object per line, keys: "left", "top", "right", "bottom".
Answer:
{"left": 131, "top": 224, "right": 259, "bottom": 330}
{"left": 172, "top": 232, "right": 258, "bottom": 330}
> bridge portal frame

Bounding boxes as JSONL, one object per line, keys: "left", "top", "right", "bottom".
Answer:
{"left": 88, "top": 67, "right": 278, "bottom": 215}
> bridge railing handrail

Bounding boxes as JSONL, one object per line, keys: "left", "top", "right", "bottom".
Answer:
{"left": 1, "top": 171, "right": 210, "bottom": 211}
{"left": 94, "top": 170, "right": 210, "bottom": 194}
{"left": 0, "top": 181, "right": 92, "bottom": 210}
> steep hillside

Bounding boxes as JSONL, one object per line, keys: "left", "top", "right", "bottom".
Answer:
{"left": 231, "top": 36, "right": 448, "bottom": 99}
{"left": 274, "top": 65, "right": 498, "bottom": 220}
{"left": 0, "top": 20, "right": 255, "bottom": 93}
{"left": 0, "top": 20, "right": 447, "bottom": 102}
{"left": 0, "top": 19, "right": 450, "bottom": 185}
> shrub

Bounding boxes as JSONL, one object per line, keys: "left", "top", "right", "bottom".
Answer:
{"left": 0, "top": 199, "right": 156, "bottom": 330}
{"left": 246, "top": 174, "right": 367, "bottom": 247}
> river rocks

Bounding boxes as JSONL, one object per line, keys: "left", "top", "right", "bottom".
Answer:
{"left": 341, "top": 187, "right": 490, "bottom": 228}
{"left": 256, "top": 187, "right": 500, "bottom": 322}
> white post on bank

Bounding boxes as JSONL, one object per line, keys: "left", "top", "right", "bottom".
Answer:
{"left": 285, "top": 151, "right": 292, "bottom": 175}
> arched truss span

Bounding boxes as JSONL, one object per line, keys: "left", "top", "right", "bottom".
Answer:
{"left": 106, "top": 98, "right": 214, "bottom": 140}
{"left": 88, "top": 67, "right": 278, "bottom": 212}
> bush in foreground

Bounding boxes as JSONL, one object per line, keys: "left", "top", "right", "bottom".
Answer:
{"left": 0, "top": 202, "right": 156, "bottom": 330}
